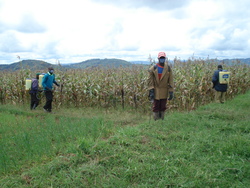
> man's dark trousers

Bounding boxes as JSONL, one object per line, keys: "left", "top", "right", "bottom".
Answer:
{"left": 44, "top": 91, "right": 53, "bottom": 112}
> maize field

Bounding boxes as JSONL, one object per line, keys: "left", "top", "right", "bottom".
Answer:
{"left": 0, "top": 59, "right": 249, "bottom": 112}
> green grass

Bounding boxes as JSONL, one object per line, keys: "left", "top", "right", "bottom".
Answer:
{"left": 0, "top": 92, "right": 249, "bottom": 187}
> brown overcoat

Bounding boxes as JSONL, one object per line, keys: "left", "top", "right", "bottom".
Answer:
{"left": 147, "top": 63, "right": 174, "bottom": 100}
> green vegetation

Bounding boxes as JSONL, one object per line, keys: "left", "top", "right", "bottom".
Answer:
{"left": 0, "top": 58, "right": 249, "bottom": 187}
{"left": 0, "top": 91, "right": 249, "bottom": 187}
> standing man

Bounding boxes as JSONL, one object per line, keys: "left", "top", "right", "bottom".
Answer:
{"left": 148, "top": 52, "right": 174, "bottom": 120}
{"left": 42, "top": 67, "right": 60, "bottom": 112}
{"left": 212, "top": 65, "right": 229, "bottom": 103}
{"left": 29, "top": 73, "right": 40, "bottom": 110}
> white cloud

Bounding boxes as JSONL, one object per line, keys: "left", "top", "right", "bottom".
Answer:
{"left": 0, "top": 0, "right": 250, "bottom": 64}
{"left": 92, "top": 0, "right": 189, "bottom": 10}
{"left": 0, "top": 31, "right": 24, "bottom": 52}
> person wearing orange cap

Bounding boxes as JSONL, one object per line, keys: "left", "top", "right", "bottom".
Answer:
{"left": 148, "top": 52, "right": 174, "bottom": 120}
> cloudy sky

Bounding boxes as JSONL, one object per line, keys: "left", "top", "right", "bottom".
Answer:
{"left": 0, "top": 0, "right": 250, "bottom": 64}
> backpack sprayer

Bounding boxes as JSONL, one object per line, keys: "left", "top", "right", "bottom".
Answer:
{"left": 25, "top": 78, "right": 32, "bottom": 90}
{"left": 219, "top": 71, "right": 230, "bottom": 84}
{"left": 25, "top": 73, "right": 45, "bottom": 99}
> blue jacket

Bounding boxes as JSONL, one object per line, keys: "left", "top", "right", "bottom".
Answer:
{"left": 212, "top": 69, "right": 228, "bottom": 92}
{"left": 42, "top": 72, "right": 58, "bottom": 91}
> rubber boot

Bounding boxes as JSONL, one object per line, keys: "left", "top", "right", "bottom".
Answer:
{"left": 32, "top": 104, "right": 37, "bottom": 110}
{"left": 153, "top": 112, "right": 160, "bottom": 121}
{"left": 160, "top": 111, "right": 165, "bottom": 120}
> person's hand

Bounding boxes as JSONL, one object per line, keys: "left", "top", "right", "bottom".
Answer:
{"left": 148, "top": 89, "right": 154, "bottom": 102}
{"left": 168, "top": 92, "right": 174, "bottom": 100}
{"left": 212, "top": 82, "right": 215, "bottom": 88}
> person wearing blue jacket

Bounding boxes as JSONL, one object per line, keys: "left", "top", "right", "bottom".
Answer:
{"left": 212, "top": 65, "right": 228, "bottom": 103}
{"left": 42, "top": 67, "right": 60, "bottom": 112}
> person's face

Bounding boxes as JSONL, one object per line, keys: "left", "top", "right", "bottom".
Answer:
{"left": 49, "top": 69, "right": 54, "bottom": 74}
{"left": 159, "top": 57, "right": 166, "bottom": 64}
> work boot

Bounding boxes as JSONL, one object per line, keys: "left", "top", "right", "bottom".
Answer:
{"left": 32, "top": 104, "right": 37, "bottom": 110}
{"left": 160, "top": 111, "right": 165, "bottom": 120}
{"left": 153, "top": 112, "right": 160, "bottom": 121}
{"left": 43, "top": 107, "right": 50, "bottom": 113}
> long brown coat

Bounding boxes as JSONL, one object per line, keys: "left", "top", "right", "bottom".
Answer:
{"left": 148, "top": 63, "right": 174, "bottom": 100}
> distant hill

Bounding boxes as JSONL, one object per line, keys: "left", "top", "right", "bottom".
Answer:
{"left": 63, "top": 58, "right": 132, "bottom": 69}
{"left": 0, "top": 60, "right": 55, "bottom": 72}
{"left": 1, "top": 58, "right": 249, "bottom": 72}
{"left": 130, "top": 61, "right": 150, "bottom": 65}
{"left": 219, "top": 58, "right": 250, "bottom": 65}
{"left": 131, "top": 59, "right": 250, "bottom": 65}
{"left": 0, "top": 58, "right": 133, "bottom": 72}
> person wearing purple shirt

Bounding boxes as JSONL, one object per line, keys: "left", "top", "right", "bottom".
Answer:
{"left": 29, "top": 73, "right": 40, "bottom": 110}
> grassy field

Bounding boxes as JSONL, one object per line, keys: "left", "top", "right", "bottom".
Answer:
{"left": 0, "top": 91, "right": 249, "bottom": 187}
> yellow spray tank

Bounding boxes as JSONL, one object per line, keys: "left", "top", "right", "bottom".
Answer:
{"left": 219, "top": 71, "right": 230, "bottom": 84}
{"left": 25, "top": 79, "right": 32, "bottom": 90}
{"left": 39, "top": 74, "right": 44, "bottom": 87}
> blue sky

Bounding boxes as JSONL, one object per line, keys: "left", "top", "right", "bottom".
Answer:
{"left": 0, "top": 0, "right": 250, "bottom": 64}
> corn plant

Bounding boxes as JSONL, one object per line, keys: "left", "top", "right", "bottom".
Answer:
{"left": 0, "top": 59, "right": 249, "bottom": 112}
